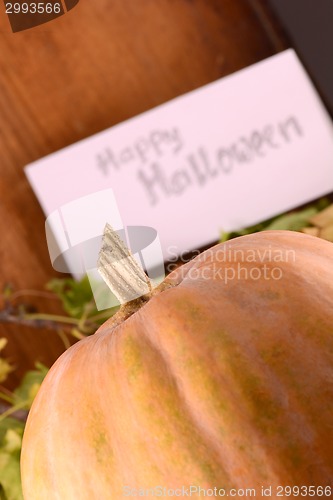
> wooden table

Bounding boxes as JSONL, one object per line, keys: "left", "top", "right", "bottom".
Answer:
{"left": 0, "top": 0, "right": 288, "bottom": 388}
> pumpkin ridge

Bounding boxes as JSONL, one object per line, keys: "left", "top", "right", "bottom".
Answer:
{"left": 137, "top": 289, "right": 281, "bottom": 485}
{"left": 137, "top": 270, "right": 333, "bottom": 485}
{"left": 150, "top": 327, "right": 235, "bottom": 486}
{"left": 115, "top": 318, "right": 234, "bottom": 488}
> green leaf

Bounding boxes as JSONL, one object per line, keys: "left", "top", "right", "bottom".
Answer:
{"left": 46, "top": 275, "right": 95, "bottom": 319}
{"left": 0, "top": 365, "right": 48, "bottom": 499}
{"left": 0, "top": 418, "right": 24, "bottom": 446}
{"left": 13, "top": 363, "right": 48, "bottom": 409}
{"left": 45, "top": 275, "right": 117, "bottom": 326}
{"left": 0, "top": 448, "right": 23, "bottom": 500}
{"left": 220, "top": 197, "right": 330, "bottom": 242}
{"left": 0, "top": 423, "right": 24, "bottom": 500}
{"left": 263, "top": 206, "right": 318, "bottom": 231}
{"left": 0, "top": 339, "right": 14, "bottom": 384}
{"left": 0, "top": 359, "right": 14, "bottom": 385}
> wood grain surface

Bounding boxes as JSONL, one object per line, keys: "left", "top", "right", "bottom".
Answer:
{"left": 0, "top": 0, "right": 288, "bottom": 388}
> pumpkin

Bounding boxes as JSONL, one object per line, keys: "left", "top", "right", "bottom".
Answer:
{"left": 21, "top": 230, "right": 333, "bottom": 498}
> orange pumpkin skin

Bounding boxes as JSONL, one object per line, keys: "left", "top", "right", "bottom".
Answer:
{"left": 21, "top": 231, "right": 333, "bottom": 499}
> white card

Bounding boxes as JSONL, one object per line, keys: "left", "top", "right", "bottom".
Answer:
{"left": 25, "top": 49, "right": 333, "bottom": 281}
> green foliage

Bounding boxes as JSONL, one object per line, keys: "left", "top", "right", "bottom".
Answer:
{"left": 0, "top": 340, "right": 14, "bottom": 385}
{"left": 13, "top": 363, "right": 48, "bottom": 410}
{"left": 0, "top": 421, "right": 24, "bottom": 500}
{"left": 46, "top": 276, "right": 118, "bottom": 331}
{"left": 46, "top": 275, "right": 96, "bottom": 319}
{"left": 0, "top": 365, "right": 48, "bottom": 499}
{"left": 220, "top": 197, "right": 330, "bottom": 242}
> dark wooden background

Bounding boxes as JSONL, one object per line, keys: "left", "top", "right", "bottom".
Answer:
{"left": 0, "top": 0, "right": 288, "bottom": 388}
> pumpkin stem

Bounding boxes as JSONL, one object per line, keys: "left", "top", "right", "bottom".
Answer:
{"left": 98, "top": 223, "right": 153, "bottom": 305}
